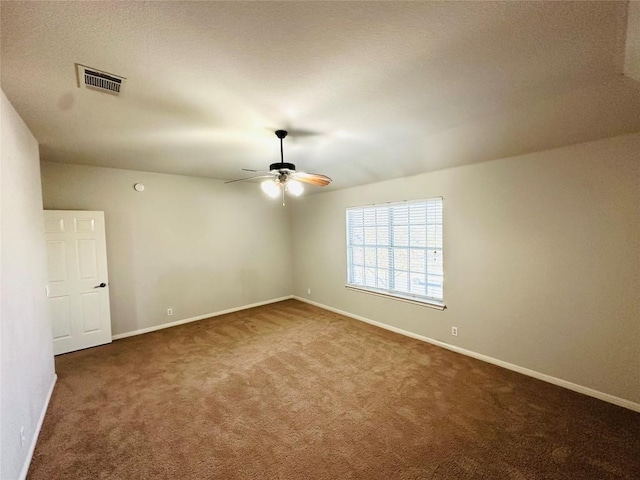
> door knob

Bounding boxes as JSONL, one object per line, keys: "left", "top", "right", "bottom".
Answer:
{"left": 94, "top": 282, "right": 107, "bottom": 288}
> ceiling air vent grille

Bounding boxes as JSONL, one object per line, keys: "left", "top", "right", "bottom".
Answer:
{"left": 76, "top": 64, "right": 126, "bottom": 96}
{"left": 85, "top": 69, "right": 121, "bottom": 93}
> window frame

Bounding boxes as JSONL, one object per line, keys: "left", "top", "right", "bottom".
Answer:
{"left": 345, "top": 198, "right": 445, "bottom": 310}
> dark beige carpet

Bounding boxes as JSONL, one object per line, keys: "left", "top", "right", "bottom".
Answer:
{"left": 29, "top": 300, "right": 639, "bottom": 479}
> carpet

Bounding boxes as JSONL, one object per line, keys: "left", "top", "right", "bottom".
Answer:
{"left": 28, "top": 300, "right": 640, "bottom": 479}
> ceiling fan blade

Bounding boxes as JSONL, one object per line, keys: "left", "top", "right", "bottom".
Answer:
{"left": 224, "top": 174, "right": 274, "bottom": 184}
{"left": 242, "top": 168, "right": 270, "bottom": 173}
{"left": 292, "top": 172, "right": 332, "bottom": 187}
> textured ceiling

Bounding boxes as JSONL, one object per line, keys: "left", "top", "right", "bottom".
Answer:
{"left": 2, "top": 1, "right": 639, "bottom": 191}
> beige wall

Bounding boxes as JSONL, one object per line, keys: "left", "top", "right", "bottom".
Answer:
{"left": 30, "top": 131, "right": 640, "bottom": 411}
{"left": 1, "top": 91, "right": 56, "bottom": 480}
{"left": 40, "top": 163, "right": 293, "bottom": 337}
{"left": 291, "top": 133, "right": 640, "bottom": 405}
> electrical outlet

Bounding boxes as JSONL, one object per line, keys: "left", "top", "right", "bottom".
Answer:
{"left": 167, "top": 308, "right": 173, "bottom": 316}
{"left": 307, "top": 288, "right": 311, "bottom": 295}
{"left": 20, "top": 426, "right": 26, "bottom": 447}
{"left": 451, "top": 326, "right": 458, "bottom": 337}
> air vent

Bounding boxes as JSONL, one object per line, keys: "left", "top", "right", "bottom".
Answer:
{"left": 76, "top": 64, "right": 126, "bottom": 96}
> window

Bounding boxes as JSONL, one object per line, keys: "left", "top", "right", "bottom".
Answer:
{"left": 346, "top": 198, "right": 444, "bottom": 308}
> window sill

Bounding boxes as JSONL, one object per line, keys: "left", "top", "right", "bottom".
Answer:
{"left": 345, "top": 285, "right": 446, "bottom": 310}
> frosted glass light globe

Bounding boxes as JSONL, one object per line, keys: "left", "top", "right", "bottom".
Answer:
{"left": 261, "top": 180, "right": 280, "bottom": 198}
{"left": 287, "top": 180, "right": 304, "bottom": 196}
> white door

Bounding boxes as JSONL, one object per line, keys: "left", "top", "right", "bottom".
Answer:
{"left": 44, "top": 210, "right": 112, "bottom": 355}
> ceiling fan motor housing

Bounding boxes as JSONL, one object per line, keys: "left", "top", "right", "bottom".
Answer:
{"left": 270, "top": 162, "right": 296, "bottom": 172}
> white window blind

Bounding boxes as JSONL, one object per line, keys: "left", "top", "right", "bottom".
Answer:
{"left": 346, "top": 198, "right": 443, "bottom": 306}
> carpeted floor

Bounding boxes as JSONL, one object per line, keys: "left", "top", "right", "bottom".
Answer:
{"left": 28, "top": 299, "right": 639, "bottom": 479}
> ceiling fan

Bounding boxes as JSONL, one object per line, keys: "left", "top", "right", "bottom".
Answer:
{"left": 225, "top": 130, "right": 331, "bottom": 205}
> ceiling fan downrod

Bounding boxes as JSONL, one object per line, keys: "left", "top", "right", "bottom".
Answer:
{"left": 270, "top": 130, "right": 295, "bottom": 171}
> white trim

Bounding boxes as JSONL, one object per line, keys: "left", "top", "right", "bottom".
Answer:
{"left": 112, "top": 296, "right": 294, "bottom": 340}
{"left": 19, "top": 374, "right": 58, "bottom": 480}
{"left": 345, "top": 285, "right": 445, "bottom": 310}
{"left": 293, "top": 296, "right": 640, "bottom": 413}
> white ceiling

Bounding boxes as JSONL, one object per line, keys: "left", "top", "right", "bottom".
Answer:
{"left": 2, "top": 1, "right": 639, "bottom": 191}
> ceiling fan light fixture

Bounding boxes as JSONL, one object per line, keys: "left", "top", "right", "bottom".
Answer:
{"left": 287, "top": 179, "right": 304, "bottom": 196}
{"left": 225, "top": 129, "right": 331, "bottom": 203}
{"left": 261, "top": 179, "right": 280, "bottom": 198}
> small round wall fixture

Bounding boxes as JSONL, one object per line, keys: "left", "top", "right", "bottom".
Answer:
{"left": 133, "top": 183, "right": 145, "bottom": 192}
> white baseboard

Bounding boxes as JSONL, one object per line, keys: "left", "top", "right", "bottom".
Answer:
{"left": 112, "top": 296, "right": 294, "bottom": 340}
{"left": 19, "top": 374, "right": 58, "bottom": 480}
{"left": 293, "top": 296, "right": 640, "bottom": 413}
